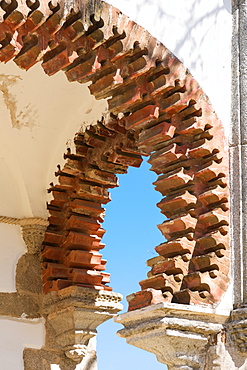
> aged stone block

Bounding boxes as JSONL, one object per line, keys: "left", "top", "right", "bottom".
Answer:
{"left": 16, "top": 253, "right": 43, "bottom": 294}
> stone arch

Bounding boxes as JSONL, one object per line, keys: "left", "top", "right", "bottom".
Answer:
{"left": 0, "top": 0, "right": 230, "bottom": 367}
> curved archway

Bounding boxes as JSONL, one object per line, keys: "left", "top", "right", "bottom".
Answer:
{"left": 0, "top": 0, "right": 230, "bottom": 368}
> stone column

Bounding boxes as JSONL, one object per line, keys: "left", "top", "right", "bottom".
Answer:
{"left": 24, "top": 286, "right": 122, "bottom": 370}
{"left": 230, "top": 0, "right": 243, "bottom": 309}
{"left": 229, "top": 0, "right": 247, "bottom": 354}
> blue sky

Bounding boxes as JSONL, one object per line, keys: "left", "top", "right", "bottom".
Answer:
{"left": 97, "top": 158, "right": 168, "bottom": 369}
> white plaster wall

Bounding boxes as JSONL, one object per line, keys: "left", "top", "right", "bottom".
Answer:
{"left": 0, "top": 61, "right": 107, "bottom": 219}
{"left": 107, "top": 0, "right": 232, "bottom": 137}
{"left": 0, "top": 223, "right": 44, "bottom": 370}
{"left": 0, "top": 317, "right": 45, "bottom": 370}
{"left": 0, "top": 224, "right": 26, "bottom": 292}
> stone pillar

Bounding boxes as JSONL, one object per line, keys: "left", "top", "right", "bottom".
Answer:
{"left": 230, "top": 0, "right": 243, "bottom": 309}
{"left": 229, "top": 0, "right": 247, "bottom": 355}
{"left": 230, "top": 0, "right": 247, "bottom": 308}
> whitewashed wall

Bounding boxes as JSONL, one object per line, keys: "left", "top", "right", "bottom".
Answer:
{"left": 0, "top": 224, "right": 45, "bottom": 368}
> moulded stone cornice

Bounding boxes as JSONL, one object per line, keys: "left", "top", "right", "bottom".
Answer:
{"left": 43, "top": 285, "right": 123, "bottom": 314}
{"left": 115, "top": 302, "right": 229, "bottom": 370}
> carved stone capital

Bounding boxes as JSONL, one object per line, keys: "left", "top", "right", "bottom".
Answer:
{"left": 115, "top": 302, "right": 229, "bottom": 370}
{"left": 228, "top": 307, "right": 247, "bottom": 353}
{"left": 21, "top": 224, "right": 46, "bottom": 254}
{"left": 43, "top": 286, "right": 123, "bottom": 363}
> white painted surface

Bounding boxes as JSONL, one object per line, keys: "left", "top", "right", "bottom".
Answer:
{"left": 0, "top": 223, "right": 45, "bottom": 369}
{"left": 0, "top": 317, "right": 44, "bottom": 370}
{"left": 107, "top": 0, "right": 232, "bottom": 136}
{"left": 0, "top": 224, "right": 26, "bottom": 292}
{"left": 0, "top": 61, "right": 107, "bottom": 219}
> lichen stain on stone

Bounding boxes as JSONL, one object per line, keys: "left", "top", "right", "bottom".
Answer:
{"left": 0, "top": 74, "right": 38, "bottom": 130}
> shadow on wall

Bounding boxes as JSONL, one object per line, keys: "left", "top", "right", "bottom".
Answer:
{"left": 141, "top": 0, "right": 228, "bottom": 75}
{"left": 170, "top": 1, "right": 227, "bottom": 74}
{"left": 108, "top": 0, "right": 230, "bottom": 89}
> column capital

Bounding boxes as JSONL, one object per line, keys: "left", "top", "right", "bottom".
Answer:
{"left": 43, "top": 286, "right": 122, "bottom": 362}
{"left": 21, "top": 223, "right": 47, "bottom": 254}
{"left": 115, "top": 302, "right": 228, "bottom": 370}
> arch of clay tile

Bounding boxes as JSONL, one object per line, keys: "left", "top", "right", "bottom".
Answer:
{"left": 0, "top": 0, "right": 229, "bottom": 307}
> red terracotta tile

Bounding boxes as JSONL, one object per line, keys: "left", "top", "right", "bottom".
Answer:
{"left": 194, "top": 231, "right": 228, "bottom": 256}
{"left": 153, "top": 169, "right": 193, "bottom": 196}
{"left": 138, "top": 121, "right": 175, "bottom": 151}
{"left": 42, "top": 246, "right": 64, "bottom": 261}
{"left": 155, "top": 237, "right": 195, "bottom": 258}
{"left": 190, "top": 253, "right": 229, "bottom": 276}
{"left": 139, "top": 273, "right": 182, "bottom": 293}
{"left": 69, "top": 198, "right": 104, "bottom": 217}
{"left": 123, "top": 105, "right": 159, "bottom": 130}
{"left": 0, "top": 44, "right": 16, "bottom": 63}
{"left": 173, "top": 289, "right": 214, "bottom": 305}
{"left": 150, "top": 256, "right": 189, "bottom": 277}
{"left": 127, "top": 289, "right": 169, "bottom": 311}
{"left": 82, "top": 168, "right": 118, "bottom": 188}
{"left": 65, "top": 214, "right": 101, "bottom": 233}
{"left": 106, "top": 149, "right": 143, "bottom": 167}
{"left": 66, "top": 250, "right": 102, "bottom": 269}
{"left": 69, "top": 268, "right": 103, "bottom": 285}
{"left": 157, "top": 214, "right": 197, "bottom": 239}
{"left": 77, "top": 183, "right": 111, "bottom": 204}
{"left": 43, "top": 231, "right": 64, "bottom": 245}
{"left": 62, "top": 231, "right": 103, "bottom": 251}
{"left": 43, "top": 262, "right": 68, "bottom": 280}
{"left": 157, "top": 191, "right": 197, "bottom": 218}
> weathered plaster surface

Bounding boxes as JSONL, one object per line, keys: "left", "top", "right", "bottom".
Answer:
{"left": 0, "top": 74, "right": 24, "bottom": 129}
{"left": 0, "top": 61, "right": 107, "bottom": 219}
